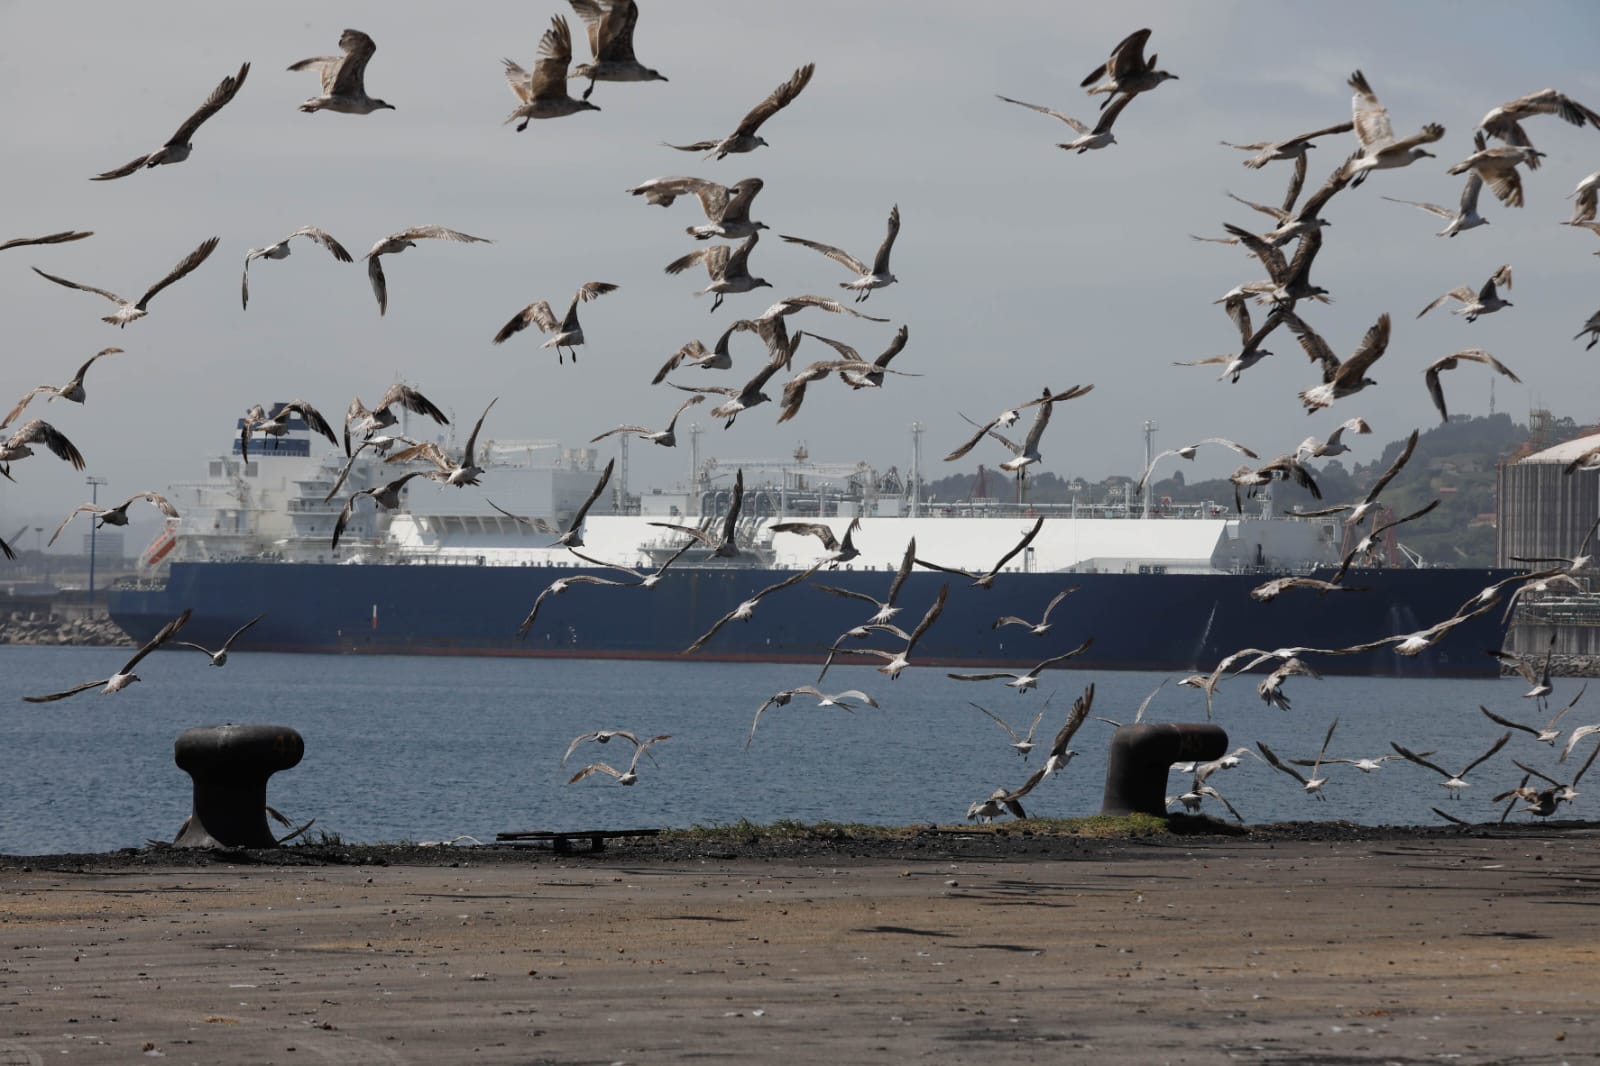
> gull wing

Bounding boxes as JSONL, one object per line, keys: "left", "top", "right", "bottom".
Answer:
{"left": 1082, "top": 28, "right": 1152, "bottom": 87}
{"left": 734, "top": 62, "right": 815, "bottom": 138}
{"left": 327, "top": 30, "right": 376, "bottom": 96}
{"left": 870, "top": 204, "right": 900, "bottom": 276}
{"left": 1335, "top": 312, "right": 1392, "bottom": 383}
{"left": 135, "top": 236, "right": 220, "bottom": 312}
{"left": 566, "top": 457, "right": 615, "bottom": 534}
{"left": 1, "top": 230, "right": 93, "bottom": 251}
{"left": 168, "top": 61, "right": 250, "bottom": 146}
{"left": 31, "top": 267, "right": 128, "bottom": 307}
{"left": 1256, "top": 741, "right": 1310, "bottom": 787}
{"left": 780, "top": 234, "right": 868, "bottom": 276}
{"left": 1347, "top": 70, "right": 1394, "bottom": 148}
{"left": 1090, "top": 92, "right": 1134, "bottom": 136}
{"left": 996, "top": 93, "right": 1088, "bottom": 133}
{"left": 1462, "top": 731, "right": 1513, "bottom": 776}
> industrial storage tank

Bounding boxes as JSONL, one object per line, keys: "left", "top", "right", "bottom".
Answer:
{"left": 1496, "top": 434, "right": 1600, "bottom": 658}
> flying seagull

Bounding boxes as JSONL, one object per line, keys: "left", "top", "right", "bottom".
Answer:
{"left": 664, "top": 233, "right": 770, "bottom": 311}
{"left": 1042, "top": 683, "right": 1095, "bottom": 775}
{"left": 562, "top": 728, "right": 667, "bottom": 766}
{"left": 384, "top": 397, "right": 499, "bottom": 487}
{"left": 1257, "top": 719, "right": 1341, "bottom": 801}
{"left": 518, "top": 572, "right": 632, "bottom": 638}
{"left": 591, "top": 394, "right": 704, "bottom": 447}
{"left": 668, "top": 348, "right": 790, "bottom": 427}
{"left": 23, "top": 609, "right": 191, "bottom": 702}
{"left": 1568, "top": 171, "right": 1600, "bottom": 225}
{"left": 947, "top": 638, "right": 1094, "bottom": 693}
{"left": 995, "top": 92, "right": 1134, "bottom": 153}
{"left": 331, "top": 471, "right": 431, "bottom": 551}
{"left": 172, "top": 613, "right": 268, "bottom": 667}
{"left": 547, "top": 458, "right": 615, "bottom": 548}
{"left": 917, "top": 517, "right": 1045, "bottom": 590}
{"left": 665, "top": 61, "right": 815, "bottom": 158}
{"left": 363, "top": 226, "right": 491, "bottom": 316}
{"left": 1391, "top": 732, "right": 1511, "bottom": 799}
{"left": 503, "top": 15, "right": 600, "bottom": 128}
{"left": 747, "top": 686, "right": 877, "bottom": 749}
{"left": 1424, "top": 349, "right": 1520, "bottom": 424}
{"left": 241, "top": 227, "right": 353, "bottom": 309}
{"left": 1343, "top": 70, "right": 1445, "bottom": 185}
{"left": 567, "top": 733, "right": 671, "bottom": 786}
{"left": 966, "top": 766, "right": 1048, "bottom": 823}
{"left": 49, "top": 492, "right": 178, "bottom": 547}
{"left": 1229, "top": 453, "right": 1321, "bottom": 513}
{"left": 775, "top": 356, "right": 917, "bottom": 424}
{"left": 682, "top": 562, "right": 824, "bottom": 654}
{"left": 0, "top": 420, "right": 87, "bottom": 471}
{"left": 1477, "top": 89, "right": 1600, "bottom": 162}
{"left": 781, "top": 204, "right": 900, "bottom": 301}
{"left": 1486, "top": 635, "right": 1557, "bottom": 709}
{"left": 290, "top": 29, "right": 395, "bottom": 114}
{"left": 972, "top": 702, "right": 1047, "bottom": 759}
{"left": 92, "top": 62, "right": 249, "bottom": 179}
{"left": 1578, "top": 308, "right": 1600, "bottom": 351}
{"left": 1254, "top": 656, "right": 1321, "bottom": 711}
{"left": 1, "top": 231, "right": 93, "bottom": 252}
{"left": 1176, "top": 299, "right": 1285, "bottom": 384}
{"left": 1079, "top": 28, "right": 1177, "bottom": 107}
{"left": 1250, "top": 576, "right": 1367, "bottom": 603}
{"left": 629, "top": 175, "right": 767, "bottom": 240}
{"left": 992, "top": 586, "right": 1079, "bottom": 636}
{"left": 769, "top": 517, "right": 862, "bottom": 564}
{"left": 1382, "top": 172, "right": 1490, "bottom": 237}
{"left": 1219, "top": 120, "right": 1354, "bottom": 209}
{"left": 650, "top": 468, "right": 743, "bottom": 556}
{"left": 1, "top": 347, "right": 121, "bottom": 431}
{"left": 1296, "top": 417, "right": 1371, "bottom": 460}
{"left": 1208, "top": 165, "right": 1351, "bottom": 253}
{"left": 344, "top": 383, "right": 449, "bottom": 456}
{"left": 1331, "top": 500, "right": 1442, "bottom": 585}
{"left": 1445, "top": 132, "right": 1541, "bottom": 208}
{"left": 795, "top": 325, "right": 912, "bottom": 390}
{"left": 651, "top": 337, "right": 732, "bottom": 383}
{"left": 1137, "top": 437, "right": 1258, "bottom": 493}
{"left": 33, "top": 236, "right": 220, "bottom": 327}
{"left": 568, "top": 0, "right": 668, "bottom": 100}
{"left": 1417, "top": 264, "right": 1512, "bottom": 322}
{"left": 811, "top": 536, "right": 917, "bottom": 625}
{"left": 494, "top": 281, "right": 619, "bottom": 360}
{"left": 567, "top": 539, "right": 696, "bottom": 590}
{"left": 240, "top": 400, "right": 339, "bottom": 463}
{"left": 825, "top": 583, "right": 948, "bottom": 681}
{"left": 1346, "top": 429, "right": 1419, "bottom": 527}
{"left": 942, "top": 386, "right": 1095, "bottom": 476}
{"left": 1290, "top": 311, "right": 1392, "bottom": 413}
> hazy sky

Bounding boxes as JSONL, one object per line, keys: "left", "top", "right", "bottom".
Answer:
{"left": 4, "top": 0, "right": 1600, "bottom": 554}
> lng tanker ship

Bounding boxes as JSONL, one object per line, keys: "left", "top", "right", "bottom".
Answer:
{"left": 105, "top": 411, "right": 1516, "bottom": 677}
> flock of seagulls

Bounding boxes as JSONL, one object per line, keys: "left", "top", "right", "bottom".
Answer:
{"left": 8, "top": 9, "right": 1600, "bottom": 825}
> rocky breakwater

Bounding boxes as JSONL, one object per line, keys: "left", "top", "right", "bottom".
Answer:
{"left": 0, "top": 611, "right": 131, "bottom": 647}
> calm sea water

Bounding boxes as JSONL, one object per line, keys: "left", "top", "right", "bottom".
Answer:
{"left": 0, "top": 646, "right": 1587, "bottom": 855}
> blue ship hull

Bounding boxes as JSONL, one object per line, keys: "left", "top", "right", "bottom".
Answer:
{"left": 106, "top": 561, "right": 1515, "bottom": 678}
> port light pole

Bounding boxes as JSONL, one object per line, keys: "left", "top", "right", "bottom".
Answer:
{"left": 86, "top": 476, "right": 107, "bottom": 604}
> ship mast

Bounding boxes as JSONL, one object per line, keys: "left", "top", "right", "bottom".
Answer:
{"left": 1142, "top": 419, "right": 1157, "bottom": 519}
{"left": 909, "top": 421, "right": 923, "bottom": 517}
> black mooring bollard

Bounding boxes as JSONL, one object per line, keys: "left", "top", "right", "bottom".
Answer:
{"left": 172, "top": 724, "right": 304, "bottom": 848}
{"left": 1100, "top": 723, "right": 1228, "bottom": 817}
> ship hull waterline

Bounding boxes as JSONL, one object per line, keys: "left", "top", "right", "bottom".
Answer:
{"left": 106, "top": 561, "right": 1516, "bottom": 678}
